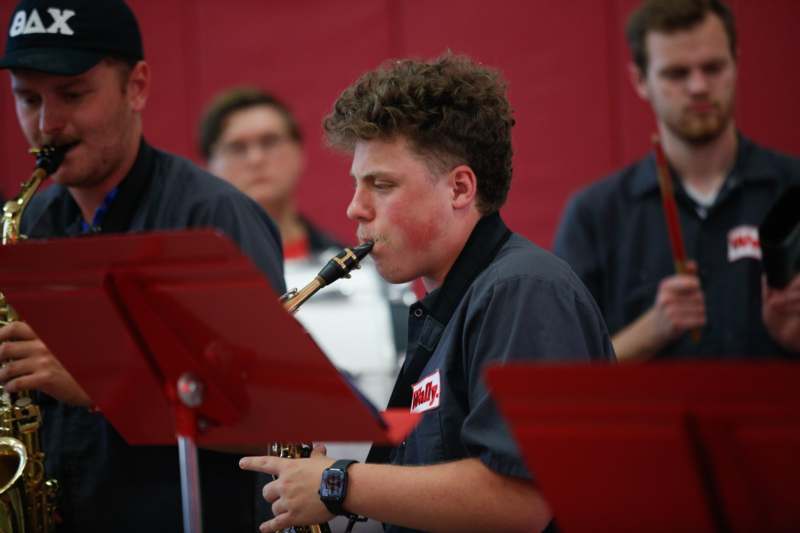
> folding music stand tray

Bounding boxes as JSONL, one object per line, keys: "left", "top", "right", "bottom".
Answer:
{"left": 485, "top": 362, "right": 800, "bottom": 533}
{"left": 0, "top": 229, "right": 417, "bottom": 533}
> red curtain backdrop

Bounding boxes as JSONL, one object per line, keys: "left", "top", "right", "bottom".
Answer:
{"left": 1, "top": 0, "right": 798, "bottom": 248}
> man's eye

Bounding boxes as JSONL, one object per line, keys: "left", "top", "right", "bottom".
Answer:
{"left": 702, "top": 62, "right": 724, "bottom": 75}
{"left": 15, "top": 93, "right": 40, "bottom": 107}
{"left": 374, "top": 181, "right": 394, "bottom": 190}
{"left": 63, "top": 91, "right": 85, "bottom": 101}
{"left": 662, "top": 68, "right": 688, "bottom": 81}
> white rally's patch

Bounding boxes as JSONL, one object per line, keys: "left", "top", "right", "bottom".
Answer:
{"left": 727, "top": 225, "right": 761, "bottom": 262}
{"left": 410, "top": 370, "right": 441, "bottom": 413}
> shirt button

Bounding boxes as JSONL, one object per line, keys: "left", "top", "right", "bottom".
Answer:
{"left": 413, "top": 308, "right": 424, "bottom": 318}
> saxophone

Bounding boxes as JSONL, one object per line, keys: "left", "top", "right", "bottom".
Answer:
{"left": 272, "top": 241, "right": 373, "bottom": 533}
{"left": 0, "top": 145, "right": 66, "bottom": 533}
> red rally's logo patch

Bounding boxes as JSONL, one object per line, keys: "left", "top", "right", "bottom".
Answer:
{"left": 727, "top": 225, "right": 761, "bottom": 262}
{"left": 410, "top": 370, "right": 441, "bottom": 414}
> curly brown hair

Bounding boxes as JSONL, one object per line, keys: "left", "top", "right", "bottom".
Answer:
{"left": 323, "top": 53, "right": 515, "bottom": 214}
{"left": 626, "top": 0, "right": 737, "bottom": 73}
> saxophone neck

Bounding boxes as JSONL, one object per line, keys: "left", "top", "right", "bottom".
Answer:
{"left": 2, "top": 147, "right": 65, "bottom": 245}
{"left": 2, "top": 173, "right": 42, "bottom": 245}
{"left": 279, "top": 241, "right": 374, "bottom": 314}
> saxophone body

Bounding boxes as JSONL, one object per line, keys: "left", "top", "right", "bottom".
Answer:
{"left": 268, "top": 443, "right": 330, "bottom": 533}
{"left": 0, "top": 145, "right": 66, "bottom": 533}
{"left": 273, "top": 242, "right": 373, "bottom": 533}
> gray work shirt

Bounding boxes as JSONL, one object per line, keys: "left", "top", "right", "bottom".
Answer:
{"left": 20, "top": 139, "right": 285, "bottom": 533}
{"left": 554, "top": 135, "right": 800, "bottom": 359}
{"left": 376, "top": 213, "right": 614, "bottom": 533}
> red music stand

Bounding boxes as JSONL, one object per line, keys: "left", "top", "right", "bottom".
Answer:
{"left": 485, "top": 362, "right": 800, "bottom": 533}
{"left": 0, "top": 229, "right": 417, "bottom": 533}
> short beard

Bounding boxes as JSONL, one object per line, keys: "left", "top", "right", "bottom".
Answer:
{"left": 668, "top": 103, "right": 733, "bottom": 147}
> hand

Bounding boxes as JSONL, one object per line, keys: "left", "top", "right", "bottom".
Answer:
{"left": 240, "top": 444, "right": 336, "bottom": 533}
{"left": 650, "top": 261, "right": 706, "bottom": 345}
{"left": 0, "top": 320, "right": 92, "bottom": 406}
{"left": 762, "top": 274, "right": 800, "bottom": 353}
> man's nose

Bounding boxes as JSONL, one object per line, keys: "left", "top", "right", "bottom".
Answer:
{"left": 346, "top": 186, "right": 374, "bottom": 221}
{"left": 243, "top": 142, "right": 268, "bottom": 166}
{"left": 687, "top": 68, "right": 710, "bottom": 94}
{"left": 38, "top": 101, "right": 66, "bottom": 138}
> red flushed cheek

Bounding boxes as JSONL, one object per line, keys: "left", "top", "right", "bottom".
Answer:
{"left": 385, "top": 201, "right": 441, "bottom": 254}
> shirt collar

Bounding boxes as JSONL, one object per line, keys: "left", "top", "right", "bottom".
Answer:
{"left": 416, "top": 211, "right": 512, "bottom": 326}
{"left": 92, "top": 137, "right": 156, "bottom": 233}
{"left": 629, "top": 134, "right": 777, "bottom": 199}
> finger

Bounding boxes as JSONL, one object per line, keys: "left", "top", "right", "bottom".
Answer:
{"left": 668, "top": 308, "right": 706, "bottom": 329}
{"left": 262, "top": 479, "right": 281, "bottom": 503}
{"left": 662, "top": 295, "right": 705, "bottom": 314}
{"left": 260, "top": 512, "right": 291, "bottom": 533}
{"left": 0, "top": 324, "right": 11, "bottom": 344}
{"left": 0, "top": 357, "right": 36, "bottom": 384}
{"left": 680, "top": 314, "right": 706, "bottom": 330}
{"left": 0, "top": 339, "right": 45, "bottom": 363}
{"left": 271, "top": 496, "right": 287, "bottom": 516}
{"left": 664, "top": 271, "right": 701, "bottom": 285}
{"left": 311, "top": 442, "right": 327, "bottom": 456}
{"left": 678, "top": 294, "right": 706, "bottom": 308}
{"left": 4, "top": 374, "right": 39, "bottom": 394}
{"left": 0, "top": 321, "right": 36, "bottom": 342}
{"left": 669, "top": 280, "right": 703, "bottom": 295}
{"left": 661, "top": 277, "right": 702, "bottom": 296}
{"left": 240, "top": 456, "right": 280, "bottom": 474}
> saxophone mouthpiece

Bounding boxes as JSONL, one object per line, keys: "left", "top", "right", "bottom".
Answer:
{"left": 352, "top": 240, "right": 374, "bottom": 261}
{"left": 316, "top": 242, "right": 374, "bottom": 286}
{"left": 30, "top": 145, "right": 67, "bottom": 176}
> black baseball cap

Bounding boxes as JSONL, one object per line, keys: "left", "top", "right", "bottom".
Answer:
{"left": 0, "top": 0, "right": 143, "bottom": 75}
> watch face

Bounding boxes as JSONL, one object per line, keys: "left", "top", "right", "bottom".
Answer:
{"left": 320, "top": 469, "right": 345, "bottom": 499}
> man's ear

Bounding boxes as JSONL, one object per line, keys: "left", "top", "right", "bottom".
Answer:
{"left": 127, "top": 60, "right": 150, "bottom": 112}
{"left": 449, "top": 164, "right": 477, "bottom": 209}
{"left": 628, "top": 61, "right": 650, "bottom": 102}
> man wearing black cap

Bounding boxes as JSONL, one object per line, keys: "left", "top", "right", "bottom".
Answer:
{"left": 0, "top": 1, "right": 285, "bottom": 531}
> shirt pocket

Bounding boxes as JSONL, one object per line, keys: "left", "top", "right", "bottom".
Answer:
{"left": 405, "top": 409, "right": 445, "bottom": 465}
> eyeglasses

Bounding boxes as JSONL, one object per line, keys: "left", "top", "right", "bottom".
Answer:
{"left": 214, "top": 133, "right": 292, "bottom": 160}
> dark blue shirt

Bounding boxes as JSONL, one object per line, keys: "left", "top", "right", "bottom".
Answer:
{"left": 21, "top": 139, "right": 285, "bottom": 532}
{"left": 378, "top": 213, "right": 615, "bottom": 533}
{"left": 554, "top": 136, "right": 800, "bottom": 359}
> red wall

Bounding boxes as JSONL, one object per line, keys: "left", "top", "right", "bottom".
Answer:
{"left": 2, "top": 0, "right": 798, "bottom": 248}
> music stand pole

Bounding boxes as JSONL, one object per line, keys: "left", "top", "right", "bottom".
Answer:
{"left": 176, "top": 372, "right": 204, "bottom": 533}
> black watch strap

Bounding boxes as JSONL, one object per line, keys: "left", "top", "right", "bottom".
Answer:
{"left": 320, "top": 459, "right": 358, "bottom": 516}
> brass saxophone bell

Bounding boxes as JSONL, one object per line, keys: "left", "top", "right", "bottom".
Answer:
{"left": 0, "top": 437, "right": 27, "bottom": 494}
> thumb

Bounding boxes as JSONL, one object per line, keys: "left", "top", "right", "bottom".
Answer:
{"left": 311, "top": 442, "right": 328, "bottom": 457}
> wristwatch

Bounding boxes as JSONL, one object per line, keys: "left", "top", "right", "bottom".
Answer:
{"left": 319, "top": 459, "right": 358, "bottom": 516}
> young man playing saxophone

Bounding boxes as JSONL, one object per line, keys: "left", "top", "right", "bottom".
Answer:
{"left": 240, "top": 54, "right": 615, "bottom": 533}
{"left": 0, "top": 0, "right": 284, "bottom": 531}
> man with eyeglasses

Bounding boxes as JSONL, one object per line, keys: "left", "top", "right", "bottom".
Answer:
{"left": 199, "top": 88, "right": 343, "bottom": 259}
